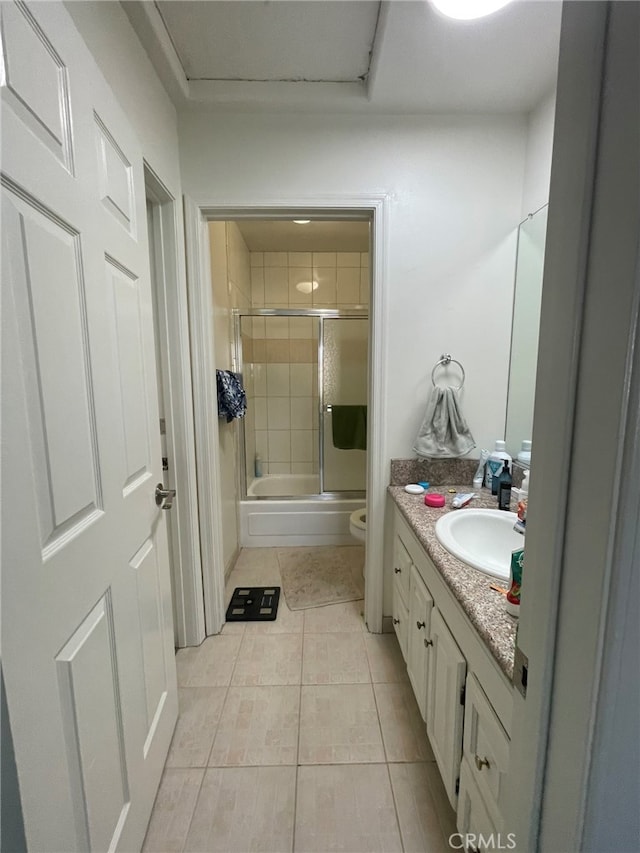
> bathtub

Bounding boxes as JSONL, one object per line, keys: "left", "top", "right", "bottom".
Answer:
{"left": 240, "top": 474, "right": 365, "bottom": 547}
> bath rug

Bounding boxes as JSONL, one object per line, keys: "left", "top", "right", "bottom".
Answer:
{"left": 277, "top": 545, "right": 365, "bottom": 610}
{"left": 225, "top": 587, "right": 280, "bottom": 621}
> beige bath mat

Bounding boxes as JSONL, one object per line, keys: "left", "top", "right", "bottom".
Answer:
{"left": 277, "top": 545, "right": 365, "bottom": 610}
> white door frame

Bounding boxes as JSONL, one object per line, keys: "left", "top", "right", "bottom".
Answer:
{"left": 145, "top": 167, "right": 206, "bottom": 647}
{"left": 183, "top": 194, "right": 390, "bottom": 634}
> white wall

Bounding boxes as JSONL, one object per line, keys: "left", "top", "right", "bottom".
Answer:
{"left": 179, "top": 113, "right": 527, "bottom": 462}
{"left": 521, "top": 89, "right": 556, "bottom": 217}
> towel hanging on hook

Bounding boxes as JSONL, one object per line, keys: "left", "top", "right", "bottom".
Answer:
{"left": 414, "top": 355, "right": 475, "bottom": 458}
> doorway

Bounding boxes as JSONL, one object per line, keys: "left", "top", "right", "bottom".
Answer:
{"left": 183, "top": 198, "right": 389, "bottom": 634}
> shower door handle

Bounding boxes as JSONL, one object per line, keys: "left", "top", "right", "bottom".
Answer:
{"left": 322, "top": 404, "right": 333, "bottom": 413}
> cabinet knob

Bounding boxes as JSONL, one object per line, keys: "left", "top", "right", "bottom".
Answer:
{"left": 393, "top": 617, "right": 400, "bottom": 625}
{"left": 394, "top": 567, "right": 401, "bottom": 574}
{"left": 424, "top": 638, "right": 433, "bottom": 647}
{"left": 474, "top": 754, "right": 490, "bottom": 771}
{"left": 416, "top": 620, "right": 426, "bottom": 630}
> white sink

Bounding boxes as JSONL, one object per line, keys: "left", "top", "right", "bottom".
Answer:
{"left": 435, "top": 508, "right": 522, "bottom": 582}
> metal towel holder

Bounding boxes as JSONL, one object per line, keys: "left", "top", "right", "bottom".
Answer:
{"left": 431, "top": 353, "right": 465, "bottom": 391}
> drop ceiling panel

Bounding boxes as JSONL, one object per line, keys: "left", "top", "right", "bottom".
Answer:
{"left": 156, "top": 0, "right": 381, "bottom": 82}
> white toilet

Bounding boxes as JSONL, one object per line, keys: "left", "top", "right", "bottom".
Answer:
{"left": 349, "top": 507, "right": 367, "bottom": 543}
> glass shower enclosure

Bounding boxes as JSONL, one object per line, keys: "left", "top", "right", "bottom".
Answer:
{"left": 235, "top": 309, "right": 368, "bottom": 499}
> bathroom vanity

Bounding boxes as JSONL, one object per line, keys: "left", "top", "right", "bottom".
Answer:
{"left": 387, "top": 487, "right": 517, "bottom": 841}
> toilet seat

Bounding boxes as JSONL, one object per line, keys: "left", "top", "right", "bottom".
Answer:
{"left": 349, "top": 508, "right": 366, "bottom": 542}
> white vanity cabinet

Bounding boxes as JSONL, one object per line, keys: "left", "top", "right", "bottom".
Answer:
{"left": 407, "top": 565, "right": 433, "bottom": 720}
{"left": 391, "top": 532, "right": 412, "bottom": 660}
{"left": 426, "top": 607, "right": 466, "bottom": 807}
{"left": 390, "top": 505, "right": 514, "bottom": 833}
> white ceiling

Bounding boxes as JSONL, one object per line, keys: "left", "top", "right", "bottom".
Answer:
{"left": 234, "top": 220, "right": 370, "bottom": 252}
{"left": 126, "top": 0, "right": 562, "bottom": 113}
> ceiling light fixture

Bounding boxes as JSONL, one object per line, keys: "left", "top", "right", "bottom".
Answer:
{"left": 430, "top": 0, "right": 515, "bottom": 20}
{"left": 293, "top": 219, "right": 311, "bottom": 224}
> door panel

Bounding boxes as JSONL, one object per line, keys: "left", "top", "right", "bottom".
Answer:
{"left": 107, "top": 258, "right": 153, "bottom": 495}
{"left": 1, "top": 3, "right": 177, "bottom": 850}
{"left": 2, "top": 188, "right": 103, "bottom": 553}
{"left": 56, "top": 594, "right": 130, "bottom": 853}
{"left": 1, "top": 1, "right": 74, "bottom": 170}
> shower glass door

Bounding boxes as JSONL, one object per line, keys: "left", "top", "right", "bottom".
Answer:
{"left": 321, "top": 317, "right": 368, "bottom": 493}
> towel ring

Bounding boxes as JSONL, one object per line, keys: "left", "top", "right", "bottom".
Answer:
{"left": 431, "top": 354, "right": 465, "bottom": 391}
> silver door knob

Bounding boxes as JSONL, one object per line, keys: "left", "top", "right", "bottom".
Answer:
{"left": 155, "top": 483, "right": 176, "bottom": 509}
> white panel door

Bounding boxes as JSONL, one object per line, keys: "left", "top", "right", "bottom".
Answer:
{"left": 426, "top": 607, "right": 467, "bottom": 809}
{"left": 1, "top": 3, "right": 178, "bottom": 850}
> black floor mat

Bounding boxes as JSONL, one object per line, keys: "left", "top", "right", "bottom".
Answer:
{"left": 225, "top": 586, "right": 281, "bottom": 622}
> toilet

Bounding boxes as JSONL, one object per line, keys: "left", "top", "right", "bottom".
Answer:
{"left": 349, "top": 507, "right": 367, "bottom": 543}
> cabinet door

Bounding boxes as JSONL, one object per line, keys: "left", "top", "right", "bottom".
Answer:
{"left": 392, "top": 578, "right": 409, "bottom": 662}
{"left": 392, "top": 532, "right": 412, "bottom": 605}
{"left": 407, "top": 565, "right": 433, "bottom": 720}
{"left": 426, "top": 608, "right": 467, "bottom": 808}
{"left": 463, "top": 674, "right": 510, "bottom": 829}
{"left": 456, "top": 757, "right": 498, "bottom": 852}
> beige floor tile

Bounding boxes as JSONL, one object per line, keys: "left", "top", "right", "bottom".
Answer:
{"left": 302, "top": 632, "right": 370, "bottom": 684}
{"left": 184, "top": 766, "right": 296, "bottom": 852}
{"left": 294, "top": 764, "right": 403, "bottom": 852}
{"left": 374, "top": 682, "right": 435, "bottom": 762}
{"left": 303, "top": 599, "right": 365, "bottom": 633}
{"left": 244, "top": 600, "right": 304, "bottom": 635}
{"left": 298, "top": 684, "right": 385, "bottom": 764}
{"left": 166, "top": 687, "right": 227, "bottom": 768}
{"left": 424, "top": 759, "right": 458, "bottom": 841}
{"left": 208, "top": 685, "right": 300, "bottom": 766}
{"left": 232, "top": 633, "right": 302, "bottom": 685}
{"left": 219, "top": 618, "right": 246, "bottom": 635}
{"left": 177, "top": 634, "right": 243, "bottom": 687}
{"left": 389, "top": 762, "right": 456, "bottom": 852}
{"left": 232, "top": 547, "right": 281, "bottom": 574}
{"left": 364, "top": 633, "right": 410, "bottom": 683}
{"left": 142, "top": 768, "right": 203, "bottom": 852}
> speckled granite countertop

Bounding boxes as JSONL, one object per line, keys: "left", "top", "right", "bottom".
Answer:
{"left": 388, "top": 485, "right": 518, "bottom": 680}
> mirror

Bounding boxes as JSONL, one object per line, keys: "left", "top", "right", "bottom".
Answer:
{"left": 505, "top": 204, "right": 548, "bottom": 461}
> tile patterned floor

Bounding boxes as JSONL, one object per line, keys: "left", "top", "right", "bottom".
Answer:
{"left": 143, "top": 547, "right": 457, "bottom": 853}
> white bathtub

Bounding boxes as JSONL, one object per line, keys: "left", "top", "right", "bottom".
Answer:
{"left": 247, "top": 474, "right": 319, "bottom": 497}
{"left": 241, "top": 475, "right": 365, "bottom": 547}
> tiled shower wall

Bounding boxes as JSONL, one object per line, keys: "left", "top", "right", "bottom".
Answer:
{"left": 243, "top": 251, "right": 369, "bottom": 480}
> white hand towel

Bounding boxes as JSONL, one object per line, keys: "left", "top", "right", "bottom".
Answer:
{"left": 413, "top": 386, "right": 476, "bottom": 458}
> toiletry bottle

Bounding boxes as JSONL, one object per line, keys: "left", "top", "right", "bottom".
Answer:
{"left": 505, "top": 547, "right": 524, "bottom": 616}
{"left": 517, "top": 440, "right": 532, "bottom": 465}
{"left": 485, "top": 440, "right": 512, "bottom": 495}
{"left": 498, "top": 460, "right": 512, "bottom": 510}
{"left": 255, "top": 453, "right": 263, "bottom": 478}
{"left": 473, "top": 449, "right": 489, "bottom": 490}
{"left": 516, "top": 470, "right": 529, "bottom": 529}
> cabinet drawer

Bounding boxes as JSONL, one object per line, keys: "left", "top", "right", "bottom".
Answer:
{"left": 463, "top": 673, "right": 510, "bottom": 827}
{"left": 392, "top": 578, "right": 409, "bottom": 661}
{"left": 392, "top": 532, "right": 412, "bottom": 606}
{"left": 456, "top": 757, "right": 497, "bottom": 851}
